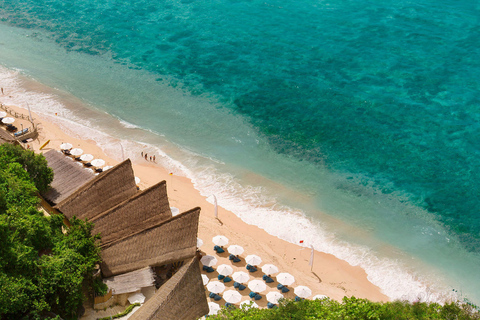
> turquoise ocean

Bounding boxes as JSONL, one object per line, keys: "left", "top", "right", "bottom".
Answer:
{"left": 1, "top": 0, "right": 479, "bottom": 303}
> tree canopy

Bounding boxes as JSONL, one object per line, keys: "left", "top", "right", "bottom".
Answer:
{"left": 0, "top": 144, "right": 102, "bottom": 320}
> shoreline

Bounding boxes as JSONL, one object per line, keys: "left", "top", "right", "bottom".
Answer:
{"left": 5, "top": 102, "right": 389, "bottom": 304}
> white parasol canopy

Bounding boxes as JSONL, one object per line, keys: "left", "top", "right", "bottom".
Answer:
{"left": 227, "top": 245, "right": 244, "bottom": 256}
{"left": 200, "top": 255, "right": 218, "bottom": 267}
{"left": 91, "top": 159, "right": 106, "bottom": 167}
{"left": 60, "top": 142, "right": 73, "bottom": 150}
{"left": 217, "top": 264, "right": 234, "bottom": 276}
{"left": 70, "top": 148, "right": 83, "bottom": 156}
{"left": 127, "top": 292, "right": 146, "bottom": 304}
{"left": 170, "top": 207, "right": 180, "bottom": 216}
{"left": 1, "top": 117, "right": 14, "bottom": 124}
{"left": 232, "top": 271, "right": 250, "bottom": 284}
{"left": 197, "top": 238, "right": 204, "bottom": 248}
{"left": 261, "top": 264, "right": 279, "bottom": 275}
{"left": 0, "top": 111, "right": 7, "bottom": 118}
{"left": 201, "top": 274, "right": 210, "bottom": 285}
{"left": 240, "top": 300, "right": 259, "bottom": 310}
{"left": 206, "top": 281, "right": 225, "bottom": 294}
{"left": 266, "top": 291, "right": 284, "bottom": 304}
{"left": 276, "top": 272, "right": 295, "bottom": 286}
{"left": 245, "top": 254, "right": 262, "bottom": 266}
{"left": 223, "top": 290, "right": 242, "bottom": 304}
{"left": 80, "top": 154, "right": 94, "bottom": 162}
{"left": 212, "top": 235, "right": 229, "bottom": 246}
{"left": 134, "top": 176, "right": 141, "bottom": 185}
{"left": 294, "top": 286, "right": 312, "bottom": 298}
{"left": 208, "top": 302, "right": 221, "bottom": 315}
{"left": 312, "top": 294, "right": 329, "bottom": 300}
{"left": 247, "top": 280, "right": 267, "bottom": 293}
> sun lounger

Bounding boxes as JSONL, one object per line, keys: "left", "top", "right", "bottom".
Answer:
{"left": 223, "top": 276, "right": 232, "bottom": 283}
{"left": 267, "top": 302, "right": 277, "bottom": 309}
{"left": 295, "top": 296, "right": 302, "bottom": 301}
{"left": 229, "top": 254, "right": 241, "bottom": 262}
{"left": 225, "top": 302, "right": 235, "bottom": 309}
{"left": 233, "top": 281, "right": 240, "bottom": 288}
{"left": 248, "top": 291, "right": 256, "bottom": 299}
{"left": 263, "top": 275, "right": 274, "bottom": 283}
{"left": 203, "top": 265, "right": 215, "bottom": 273}
{"left": 214, "top": 245, "right": 225, "bottom": 253}
{"left": 246, "top": 264, "right": 257, "bottom": 272}
{"left": 209, "top": 292, "right": 222, "bottom": 301}
{"left": 254, "top": 293, "right": 262, "bottom": 300}
{"left": 281, "top": 287, "right": 290, "bottom": 293}
{"left": 239, "top": 284, "right": 246, "bottom": 290}
{"left": 218, "top": 275, "right": 225, "bottom": 280}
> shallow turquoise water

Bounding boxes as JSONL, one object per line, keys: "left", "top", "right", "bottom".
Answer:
{"left": 1, "top": 0, "right": 479, "bottom": 303}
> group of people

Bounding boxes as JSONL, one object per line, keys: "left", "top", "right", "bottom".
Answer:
{"left": 141, "top": 151, "right": 155, "bottom": 162}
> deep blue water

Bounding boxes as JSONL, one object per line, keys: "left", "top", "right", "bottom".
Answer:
{"left": 1, "top": 0, "right": 480, "bottom": 301}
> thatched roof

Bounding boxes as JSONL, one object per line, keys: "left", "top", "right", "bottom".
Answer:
{"left": 41, "top": 150, "right": 95, "bottom": 204}
{"left": 100, "top": 207, "right": 201, "bottom": 278}
{"left": 128, "top": 257, "right": 208, "bottom": 320}
{"left": 91, "top": 181, "right": 172, "bottom": 245}
{"left": 0, "top": 129, "right": 15, "bottom": 144}
{"left": 103, "top": 267, "right": 155, "bottom": 295}
{"left": 55, "top": 159, "right": 137, "bottom": 221}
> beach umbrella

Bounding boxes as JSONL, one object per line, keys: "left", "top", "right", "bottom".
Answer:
{"left": 80, "top": 154, "right": 94, "bottom": 162}
{"left": 261, "top": 264, "right": 279, "bottom": 275}
{"left": 103, "top": 165, "right": 114, "bottom": 171}
{"left": 70, "top": 148, "right": 83, "bottom": 156}
{"left": 223, "top": 290, "right": 242, "bottom": 304}
{"left": 294, "top": 286, "right": 312, "bottom": 298}
{"left": 201, "top": 255, "right": 218, "bottom": 267}
{"left": 245, "top": 254, "right": 262, "bottom": 266}
{"left": 127, "top": 292, "right": 145, "bottom": 304}
{"left": 217, "top": 264, "right": 233, "bottom": 276}
{"left": 1, "top": 117, "right": 14, "bottom": 124}
{"left": 312, "top": 294, "right": 329, "bottom": 300}
{"left": 212, "top": 235, "right": 229, "bottom": 246}
{"left": 91, "top": 159, "right": 105, "bottom": 167}
{"left": 170, "top": 207, "right": 180, "bottom": 216}
{"left": 201, "top": 274, "right": 210, "bottom": 285}
{"left": 247, "top": 280, "right": 267, "bottom": 293}
{"left": 276, "top": 273, "right": 295, "bottom": 286}
{"left": 240, "top": 300, "right": 259, "bottom": 310}
{"left": 134, "top": 176, "right": 141, "bottom": 185}
{"left": 0, "top": 111, "right": 7, "bottom": 118}
{"left": 197, "top": 238, "right": 204, "bottom": 248}
{"left": 207, "top": 281, "right": 225, "bottom": 294}
{"left": 266, "top": 291, "right": 284, "bottom": 304}
{"left": 60, "top": 142, "right": 72, "bottom": 150}
{"left": 232, "top": 271, "right": 250, "bottom": 284}
{"left": 208, "top": 302, "right": 221, "bottom": 315}
{"left": 227, "top": 245, "right": 244, "bottom": 256}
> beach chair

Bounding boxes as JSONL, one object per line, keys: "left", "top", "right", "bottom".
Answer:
{"left": 281, "top": 287, "right": 290, "bottom": 293}
{"left": 218, "top": 275, "right": 225, "bottom": 280}
{"left": 295, "top": 296, "right": 302, "bottom": 302}
{"left": 254, "top": 293, "right": 262, "bottom": 300}
{"left": 246, "top": 264, "right": 257, "bottom": 272}
{"left": 214, "top": 245, "right": 225, "bottom": 253}
{"left": 233, "top": 281, "right": 240, "bottom": 288}
{"left": 267, "top": 302, "right": 277, "bottom": 309}
{"left": 248, "top": 291, "right": 257, "bottom": 299}
{"left": 209, "top": 292, "right": 222, "bottom": 301}
{"left": 225, "top": 302, "right": 235, "bottom": 309}
{"left": 223, "top": 276, "right": 232, "bottom": 283}
{"left": 203, "top": 265, "right": 215, "bottom": 273}
{"left": 262, "top": 275, "right": 274, "bottom": 283}
{"left": 277, "top": 283, "right": 290, "bottom": 293}
{"left": 229, "top": 254, "right": 241, "bottom": 262}
{"left": 238, "top": 284, "right": 246, "bottom": 291}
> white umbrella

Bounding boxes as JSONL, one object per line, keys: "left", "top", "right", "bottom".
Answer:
{"left": 80, "top": 154, "right": 94, "bottom": 162}
{"left": 294, "top": 286, "right": 312, "bottom": 298}
{"left": 227, "top": 245, "right": 244, "bottom": 256}
{"left": 206, "top": 281, "right": 225, "bottom": 294}
{"left": 1, "top": 117, "right": 14, "bottom": 124}
{"left": 232, "top": 271, "right": 250, "bottom": 284}
{"left": 197, "top": 238, "right": 204, "bottom": 248}
{"left": 60, "top": 142, "right": 72, "bottom": 150}
{"left": 70, "top": 148, "right": 83, "bottom": 156}
{"left": 261, "top": 264, "right": 279, "bottom": 275}
{"left": 91, "top": 159, "right": 105, "bottom": 167}
{"left": 217, "top": 264, "right": 233, "bottom": 276}
{"left": 200, "top": 255, "right": 218, "bottom": 267}
{"left": 0, "top": 111, "right": 7, "bottom": 118}
{"left": 276, "top": 273, "right": 295, "bottom": 286}
{"left": 247, "top": 280, "right": 267, "bottom": 293}
{"left": 266, "top": 291, "right": 284, "bottom": 304}
{"left": 212, "top": 235, "right": 229, "bottom": 246}
{"left": 245, "top": 254, "right": 262, "bottom": 266}
{"left": 208, "top": 302, "right": 221, "bottom": 315}
{"left": 240, "top": 300, "right": 259, "bottom": 310}
{"left": 201, "top": 274, "right": 210, "bottom": 285}
{"left": 127, "top": 292, "right": 145, "bottom": 304}
{"left": 223, "top": 290, "right": 242, "bottom": 304}
{"left": 312, "top": 294, "right": 329, "bottom": 300}
{"left": 170, "top": 207, "right": 180, "bottom": 216}
{"left": 103, "top": 165, "right": 114, "bottom": 171}
{"left": 135, "top": 176, "right": 141, "bottom": 185}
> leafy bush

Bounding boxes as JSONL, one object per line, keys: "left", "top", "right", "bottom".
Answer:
{"left": 93, "top": 277, "right": 109, "bottom": 297}
{"left": 97, "top": 303, "right": 141, "bottom": 320}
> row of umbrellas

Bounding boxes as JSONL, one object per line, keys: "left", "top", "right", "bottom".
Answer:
{"left": 206, "top": 279, "right": 308, "bottom": 297}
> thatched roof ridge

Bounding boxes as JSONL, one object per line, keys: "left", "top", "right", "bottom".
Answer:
{"left": 55, "top": 159, "right": 137, "bottom": 220}
{"left": 91, "top": 181, "right": 172, "bottom": 244}
{"left": 129, "top": 257, "right": 208, "bottom": 320}
{"left": 41, "top": 150, "right": 95, "bottom": 204}
{"left": 103, "top": 267, "right": 155, "bottom": 295}
{"left": 100, "top": 207, "right": 201, "bottom": 277}
{"left": 0, "top": 129, "right": 15, "bottom": 144}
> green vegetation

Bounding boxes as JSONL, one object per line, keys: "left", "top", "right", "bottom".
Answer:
{"left": 210, "top": 297, "right": 480, "bottom": 320}
{"left": 97, "top": 303, "right": 141, "bottom": 320}
{"left": 0, "top": 144, "right": 102, "bottom": 320}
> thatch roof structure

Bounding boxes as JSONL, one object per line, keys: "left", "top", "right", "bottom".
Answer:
{"left": 100, "top": 207, "right": 201, "bottom": 277}
{"left": 0, "top": 129, "right": 15, "bottom": 144}
{"left": 129, "top": 257, "right": 208, "bottom": 320}
{"left": 103, "top": 267, "right": 155, "bottom": 295}
{"left": 91, "top": 181, "right": 172, "bottom": 245}
{"left": 55, "top": 159, "right": 137, "bottom": 220}
{"left": 41, "top": 150, "right": 95, "bottom": 204}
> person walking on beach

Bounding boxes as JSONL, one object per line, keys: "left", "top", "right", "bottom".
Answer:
{"left": 153, "top": 155, "right": 156, "bottom": 162}
{"left": 150, "top": 156, "right": 152, "bottom": 161}
{"left": 141, "top": 151, "right": 143, "bottom": 157}
{"left": 145, "top": 153, "right": 148, "bottom": 160}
